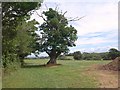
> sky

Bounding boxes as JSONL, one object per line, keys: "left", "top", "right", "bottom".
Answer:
{"left": 28, "top": 0, "right": 119, "bottom": 57}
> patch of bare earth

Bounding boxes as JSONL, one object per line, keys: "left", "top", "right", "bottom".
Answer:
{"left": 84, "top": 57, "right": 119, "bottom": 88}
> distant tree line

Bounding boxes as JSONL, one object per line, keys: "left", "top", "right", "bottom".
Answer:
{"left": 66, "top": 48, "right": 120, "bottom": 60}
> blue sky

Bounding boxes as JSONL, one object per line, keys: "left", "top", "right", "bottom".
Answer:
{"left": 28, "top": 0, "right": 118, "bottom": 57}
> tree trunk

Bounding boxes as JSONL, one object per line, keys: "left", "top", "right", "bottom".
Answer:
{"left": 46, "top": 50, "right": 61, "bottom": 65}
{"left": 47, "top": 56, "right": 57, "bottom": 65}
{"left": 19, "top": 56, "right": 24, "bottom": 67}
{"left": 20, "top": 59, "right": 24, "bottom": 67}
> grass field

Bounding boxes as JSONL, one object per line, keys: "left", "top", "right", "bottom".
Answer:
{"left": 3, "top": 59, "right": 110, "bottom": 88}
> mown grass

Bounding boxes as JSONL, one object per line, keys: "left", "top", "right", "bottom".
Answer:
{"left": 3, "top": 59, "right": 110, "bottom": 88}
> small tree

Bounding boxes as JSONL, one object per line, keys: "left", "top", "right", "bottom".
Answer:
{"left": 15, "top": 19, "right": 39, "bottom": 66}
{"left": 73, "top": 51, "right": 82, "bottom": 60}
{"left": 37, "top": 8, "right": 78, "bottom": 64}
{"left": 108, "top": 48, "right": 120, "bottom": 60}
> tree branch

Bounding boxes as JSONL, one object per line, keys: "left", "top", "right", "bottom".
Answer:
{"left": 35, "top": 11, "right": 47, "bottom": 22}
{"left": 45, "top": 4, "right": 48, "bottom": 10}
{"left": 68, "top": 16, "right": 86, "bottom": 22}
{"left": 63, "top": 11, "right": 67, "bottom": 16}
{"left": 56, "top": 51, "right": 61, "bottom": 58}
{"left": 55, "top": 4, "right": 59, "bottom": 11}
{"left": 46, "top": 51, "right": 50, "bottom": 56}
{"left": 35, "top": 10, "right": 52, "bottom": 29}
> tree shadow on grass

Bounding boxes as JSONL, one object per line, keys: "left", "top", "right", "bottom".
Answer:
{"left": 22, "top": 63, "right": 61, "bottom": 68}
{"left": 21, "top": 63, "right": 46, "bottom": 68}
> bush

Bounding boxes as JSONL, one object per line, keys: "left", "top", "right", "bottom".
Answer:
{"left": 100, "top": 52, "right": 110, "bottom": 60}
{"left": 2, "top": 53, "right": 21, "bottom": 74}
{"left": 108, "top": 48, "right": 120, "bottom": 60}
{"left": 4, "top": 62, "right": 20, "bottom": 74}
{"left": 82, "top": 52, "right": 102, "bottom": 60}
{"left": 73, "top": 51, "right": 82, "bottom": 60}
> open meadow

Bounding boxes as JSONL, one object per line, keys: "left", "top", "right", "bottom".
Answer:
{"left": 3, "top": 59, "right": 118, "bottom": 88}
{"left": 2, "top": 1, "right": 119, "bottom": 89}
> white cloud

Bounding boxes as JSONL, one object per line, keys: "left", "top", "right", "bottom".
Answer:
{"left": 30, "top": 0, "right": 118, "bottom": 54}
{"left": 74, "top": 3, "right": 118, "bottom": 36}
{"left": 75, "top": 37, "right": 115, "bottom": 45}
{"left": 44, "top": 0, "right": 119, "bottom": 3}
{"left": 39, "top": 1, "right": 118, "bottom": 36}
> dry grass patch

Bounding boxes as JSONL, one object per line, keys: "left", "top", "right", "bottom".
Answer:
{"left": 85, "top": 64, "right": 118, "bottom": 88}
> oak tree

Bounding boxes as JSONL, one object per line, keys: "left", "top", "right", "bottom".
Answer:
{"left": 37, "top": 8, "right": 78, "bottom": 64}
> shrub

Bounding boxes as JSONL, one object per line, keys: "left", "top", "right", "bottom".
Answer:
{"left": 82, "top": 52, "right": 102, "bottom": 60}
{"left": 2, "top": 53, "right": 20, "bottom": 74}
{"left": 108, "top": 48, "right": 120, "bottom": 60}
{"left": 73, "top": 51, "right": 82, "bottom": 60}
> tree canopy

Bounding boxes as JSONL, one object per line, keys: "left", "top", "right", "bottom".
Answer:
{"left": 15, "top": 19, "right": 39, "bottom": 65}
{"left": 2, "top": 2, "right": 40, "bottom": 54}
{"left": 2, "top": 2, "right": 41, "bottom": 68}
{"left": 108, "top": 48, "right": 120, "bottom": 60}
{"left": 37, "top": 8, "right": 78, "bottom": 64}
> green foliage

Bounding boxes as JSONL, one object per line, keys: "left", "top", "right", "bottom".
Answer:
{"left": 2, "top": 2, "right": 40, "bottom": 41}
{"left": 2, "top": 2, "right": 41, "bottom": 69}
{"left": 2, "top": 53, "right": 20, "bottom": 73}
{"left": 91, "top": 53, "right": 101, "bottom": 60}
{"left": 63, "top": 49, "right": 120, "bottom": 60}
{"left": 67, "top": 51, "right": 112, "bottom": 60}
{"left": 100, "top": 52, "right": 110, "bottom": 60}
{"left": 15, "top": 19, "right": 39, "bottom": 59}
{"left": 82, "top": 52, "right": 102, "bottom": 60}
{"left": 38, "top": 8, "right": 77, "bottom": 60}
{"left": 82, "top": 52, "right": 92, "bottom": 60}
{"left": 73, "top": 51, "right": 82, "bottom": 60}
{"left": 108, "top": 48, "right": 120, "bottom": 60}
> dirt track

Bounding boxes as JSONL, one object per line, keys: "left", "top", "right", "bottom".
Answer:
{"left": 85, "top": 65, "right": 118, "bottom": 88}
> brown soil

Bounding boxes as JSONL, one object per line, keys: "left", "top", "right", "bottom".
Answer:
{"left": 85, "top": 64, "right": 118, "bottom": 88}
{"left": 99, "top": 57, "right": 120, "bottom": 71}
